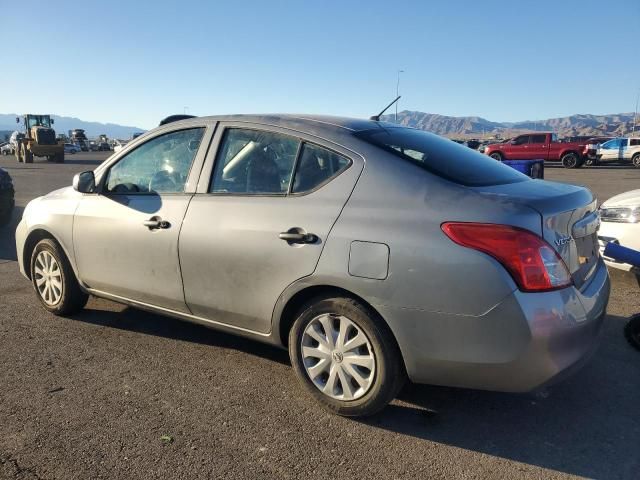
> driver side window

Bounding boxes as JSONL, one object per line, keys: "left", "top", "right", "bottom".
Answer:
{"left": 105, "top": 128, "right": 204, "bottom": 194}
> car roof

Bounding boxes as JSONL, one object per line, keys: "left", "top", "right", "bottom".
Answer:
{"left": 170, "top": 114, "right": 399, "bottom": 135}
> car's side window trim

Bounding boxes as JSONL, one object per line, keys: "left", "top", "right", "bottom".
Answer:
{"left": 95, "top": 124, "right": 214, "bottom": 196}
{"left": 202, "top": 124, "right": 354, "bottom": 198}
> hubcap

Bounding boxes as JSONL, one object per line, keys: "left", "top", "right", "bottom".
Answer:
{"left": 34, "top": 251, "right": 63, "bottom": 306}
{"left": 301, "top": 314, "right": 376, "bottom": 401}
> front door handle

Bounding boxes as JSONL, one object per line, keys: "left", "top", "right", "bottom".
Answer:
{"left": 279, "top": 229, "right": 318, "bottom": 244}
{"left": 143, "top": 216, "right": 171, "bottom": 230}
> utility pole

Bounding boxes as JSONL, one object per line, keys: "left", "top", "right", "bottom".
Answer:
{"left": 633, "top": 88, "right": 640, "bottom": 134}
{"left": 396, "top": 70, "right": 404, "bottom": 123}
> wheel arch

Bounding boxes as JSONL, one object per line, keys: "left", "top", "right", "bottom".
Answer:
{"left": 22, "top": 228, "right": 75, "bottom": 280}
{"left": 275, "top": 284, "right": 406, "bottom": 369}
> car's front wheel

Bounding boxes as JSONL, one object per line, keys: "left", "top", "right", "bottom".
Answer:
{"left": 289, "top": 296, "right": 405, "bottom": 417}
{"left": 30, "top": 238, "right": 88, "bottom": 315}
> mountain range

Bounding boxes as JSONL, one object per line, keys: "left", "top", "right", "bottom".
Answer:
{"left": 0, "top": 114, "right": 144, "bottom": 140}
{"left": 2, "top": 111, "right": 637, "bottom": 143}
{"left": 380, "top": 111, "right": 638, "bottom": 139}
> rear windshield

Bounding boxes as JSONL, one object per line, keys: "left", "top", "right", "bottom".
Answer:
{"left": 355, "top": 127, "right": 529, "bottom": 187}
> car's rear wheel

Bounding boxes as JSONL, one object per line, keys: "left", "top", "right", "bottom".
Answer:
{"left": 632, "top": 153, "right": 640, "bottom": 168}
{"left": 561, "top": 152, "right": 579, "bottom": 168}
{"left": 489, "top": 152, "right": 503, "bottom": 161}
{"left": 30, "top": 238, "right": 88, "bottom": 315}
{"left": 289, "top": 296, "right": 405, "bottom": 417}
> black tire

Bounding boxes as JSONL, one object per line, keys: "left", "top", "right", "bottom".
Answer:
{"left": 23, "top": 145, "right": 33, "bottom": 164}
{"left": 561, "top": 152, "right": 579, "bottom": 168}
{"left": 30, "top": 238, "right": 89, "bottom": 316}
{"left": 624, "top": 314, "right": 640, "bottom": 351}
{"left": 289, "top": 296, "right": 405, "bottom": 417}
{"left": 632, "top": 153, "right": 640, "bottom": 168}
{"left": 585, "top": 157, "right": 598, "bottom": 166}
{"left": 489, "top": 152, "right": 503, "bottom": 161}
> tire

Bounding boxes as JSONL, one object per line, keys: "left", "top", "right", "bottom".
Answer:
{"left": 15, "top": 146, "right": 22, "bottom": 163}
{"left": 22, "top": 145, "right": 33, "bottom": 164}
{"left": 489, "top": 152, "right": 503, "bottom": 161}
{"left": 632, "top": 153, "right": 640, "bottom": 168}
{"left": 561, "top": 152, "right": 579, "bottom": 168}
{"left": 624, "top": 314, "right": 640, "bottom": 351}
{"left": 585, "top": 157, "right": 598, "bottom": 166}
{"left": 289, "top": 296, "right": 405, "bottom": 417}
{"left": 30, "top": 238, "right": 89, "bottom": 316}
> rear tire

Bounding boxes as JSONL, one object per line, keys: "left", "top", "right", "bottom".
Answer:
{"left": 30, "top": 238, "right": 89, "bottom": 316}
{"left": 22, "top": 145, "right": 33, "bottom": 164}
{"left": 489, "top": 152, "right": 503, "bottom": 161}
{"left": 632, "top": 153, "right": 640, "bottom": 168}
{"left": 561, "top": 152, "right": 579, "bottom": 168}
{"left": 624, "top": 314, "right": 640, "bottom": 351}
{"left": 289, "top": 296, "right": 405, "bottom": 417}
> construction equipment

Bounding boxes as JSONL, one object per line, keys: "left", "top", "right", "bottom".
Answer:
{"left": 15, "top": 114, "right": 64, "bottom": 164}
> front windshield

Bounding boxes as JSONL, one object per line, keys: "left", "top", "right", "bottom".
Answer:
{"left": 26, "top": 115, "right": 51, "bottom": 129}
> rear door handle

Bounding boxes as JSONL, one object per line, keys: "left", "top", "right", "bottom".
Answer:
{"left": 143, "top": 216, "right": 171, "bottom": 230}
{"left": 279, "top": 230, "right": 318, "bottom": 244}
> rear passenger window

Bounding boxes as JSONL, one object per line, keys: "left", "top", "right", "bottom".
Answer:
{"left": 292, "top": 144, "right": 350, "bottom": 193}
{"left": 210, "top": 129, "right": 299, "bottom": 194}
{"left": 630, "top": 139, "right": 640, "bottom": 146}
{"left": 530, "top": 135, "right": 546, "bottom": 144}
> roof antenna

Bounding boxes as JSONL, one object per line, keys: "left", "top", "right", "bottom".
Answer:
{"left": 370, "top": 96, "right": 401, "bottom": 121}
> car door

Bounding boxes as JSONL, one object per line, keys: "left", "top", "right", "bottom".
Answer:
{"left": 178, "top": 124, "right": 363, "bottom": 333}
{"left": 599, "top": 139, "right": 621, "bottom": 162}
{"left": 508, "top": 135, "right": 530, "bottom": 159}
{"left": 527, "top": 134, "right": 548, "bottom": 159}
{"left": 73, "top": 124, "right": 212, "bottom": 311}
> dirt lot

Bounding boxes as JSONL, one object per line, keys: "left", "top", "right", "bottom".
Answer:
{"left": 0, "top": 153, "right": 639, "bottom": 479}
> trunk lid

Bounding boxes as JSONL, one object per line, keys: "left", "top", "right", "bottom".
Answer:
{"left": 473, "top": 179, "right": 600, "bottom": 289}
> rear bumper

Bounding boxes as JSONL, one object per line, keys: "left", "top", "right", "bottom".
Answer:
{"left": 378, "top": 259, "right": 610, "bottom": 392}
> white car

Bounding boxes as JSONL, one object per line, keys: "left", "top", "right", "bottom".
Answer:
{"left": 595, "top": 138, "right": 640, "bottom": 167}
{"left": 599, "top": 189, "right": 640, "bottom": 271}
{"left": 0, "top": 142, "right": 13, "bottom": 155}
{"left": 113, "top": 140, "right": 128, "bottom": 153}
{"left": 64, "top": 143, "right": 81, "bottom": 154}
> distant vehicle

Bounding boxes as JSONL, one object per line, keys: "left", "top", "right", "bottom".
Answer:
{"left": 599, "top": 189, "right": 640, "bottom": 271}
{"left": 560, "top": 135, "right": 595, "bottom": 143}
{"left": 594, "top": 138, "right": 640, "bottom": 167}
{"left": 583, "top": 137, "right": 615, "bottom": 164}
{"left": 14, "top": 114, "right": 65, "bottom": 164}
{"left": 1, "top": 142, "right": 13, "bottom": 155}
{"left": 113, "top": 140, "right": 128, "bottom": 153}
{"left": 16, "top": 114, "right": 609, "bottom": 417}
{"left": 70, "top": 129, "right": 89, "bottom": 151}
{"left": 97, "top": 142, "right": 111, "bottom": 151}
{"left": 64, "top": 143, "right": 81, "bottom": 154}
{"left": 485, "top": 132, "right": 587, "bottom": 168}
{"left": 0, "top": 167, "right": 14, "bottom": 226}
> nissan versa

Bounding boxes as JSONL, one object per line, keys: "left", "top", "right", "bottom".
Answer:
{"left": 16, "top": 115, "right": 610, "bottom": 416}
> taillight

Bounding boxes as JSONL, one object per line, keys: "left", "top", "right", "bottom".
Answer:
{"left": 441, "top": 222, "right": 572, "bottom": 292}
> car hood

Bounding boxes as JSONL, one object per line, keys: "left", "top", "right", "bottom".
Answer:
{"left": 601, "top": 189, "right": 640, "bottom": 208}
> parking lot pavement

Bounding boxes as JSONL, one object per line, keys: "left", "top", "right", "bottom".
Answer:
{"left": 0, "top": 155, "right": 639, "bottom": 479}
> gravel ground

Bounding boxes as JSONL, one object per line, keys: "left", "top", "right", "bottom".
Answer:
{"left": 0, "top": 154, "right": 638, "bottom": 479}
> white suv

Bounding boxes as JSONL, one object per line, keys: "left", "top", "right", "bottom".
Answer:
{"left": 595, "top": 138, "right": 640, "bottom": 167}
{"left": 599, "top": 189, "right": 640, "bottom": 271}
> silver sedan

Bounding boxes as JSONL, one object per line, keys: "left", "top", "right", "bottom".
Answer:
{"left": 16, "top": 115, "right": 610, "bottom": 416}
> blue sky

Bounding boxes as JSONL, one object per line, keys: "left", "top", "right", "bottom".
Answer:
{"left": 1, "top": 0, "right": 638, "bottom": 129}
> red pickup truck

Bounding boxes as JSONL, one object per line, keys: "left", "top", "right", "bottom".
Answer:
{"left": 485, "top": 133, "right": 586, "bottom": 168}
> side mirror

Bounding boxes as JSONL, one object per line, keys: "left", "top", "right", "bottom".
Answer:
{"left": 73, "top": 171, "right": 96, "bottom": 193}
{"left": 16, "top": 117, "right": 19, "bottom": 123}
{"left": 51, "top": 118, "right": 55, "bottom": 125}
